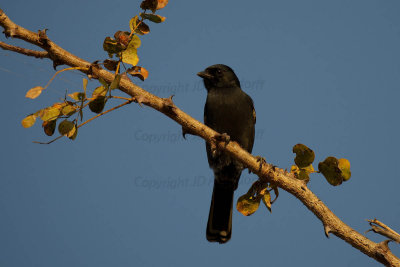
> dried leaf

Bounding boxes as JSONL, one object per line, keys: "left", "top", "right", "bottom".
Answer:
{"left": 262, "top": 191, "right": 272, "bottom": 212}
{"left": 127, "top": 66, "right": 149, "bottom": 81}
{"left": 114, "top": 31, "right": 131, "bottom": 47}
{"left": 68, "top": 92, "right": 85, "bottom": 101}
{"left": 103, "top": 59, "right": 119, "bottom": 71}
{"left": 156, "top": 0, "right": 169, "bottom": 10}
{"left": 89, "top": 96, "right": 106, "bottom": 114}
{"left": 26, "top": 86, "right": 44, "bottom": 99}
{"left": 21, "top": 114, "right": 37, "bottom": 128}
{"left": 140, "top": 0, "right": 158, "bottom": 12}
{"left": 103, "top": 36, "right": 124, "bottom": 58}
{"left": 42, "top": 119, "right": 56, "bottom": 136}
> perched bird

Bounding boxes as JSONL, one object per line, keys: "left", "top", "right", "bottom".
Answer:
{"left": 197, "top": 64, "right": 256, "bottom": 243}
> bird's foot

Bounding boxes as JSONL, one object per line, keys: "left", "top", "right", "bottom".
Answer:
{"left": 210, "top": 133, "right": 230, "bottom": 156}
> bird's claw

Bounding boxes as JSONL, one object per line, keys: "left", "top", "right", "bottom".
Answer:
{"left": 211, "top": 133, "right": 230, "bottom": 156}
{"left": 214, "top": 133, "right": 230, "bottom": 145}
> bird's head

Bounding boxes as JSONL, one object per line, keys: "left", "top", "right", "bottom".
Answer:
{"left": 197, "top": 64, "right": 240, "bottom": 90}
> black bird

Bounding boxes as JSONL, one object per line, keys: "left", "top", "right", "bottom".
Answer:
{"left": 197, "top": 64, "right": 256, "bottom": 243}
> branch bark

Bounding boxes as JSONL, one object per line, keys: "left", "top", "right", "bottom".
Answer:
{"left": 1, "top": 9, "right": 399, "bottom": 266}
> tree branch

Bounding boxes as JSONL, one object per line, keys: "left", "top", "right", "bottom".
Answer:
{"left": 0, "top": 40, "right": 49, "bottom": 58}
{"left": 367, "top": 219, "right": 400, "bottom": 244}
{"left": 1, "top": 8, "right": 399, "bottom": 266}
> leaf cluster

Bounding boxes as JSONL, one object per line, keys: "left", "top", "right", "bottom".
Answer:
{"left": 22, "top": 0, "right": 169, "bottom": 142}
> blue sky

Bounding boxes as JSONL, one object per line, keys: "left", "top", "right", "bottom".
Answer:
{"left": 1, "top": 0, "right": 400, "bottom": 266}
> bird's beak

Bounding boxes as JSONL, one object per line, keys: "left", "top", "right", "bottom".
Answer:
{"left": 197, "top": 71, "right": 213, "bottom": 80}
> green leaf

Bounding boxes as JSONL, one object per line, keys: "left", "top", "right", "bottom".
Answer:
{"left": 236, "top": 193, "right": 260, "bottom": 216}
{"left": 318, "top": 157, "right": 342, "bottom": 186}
{"left": 110, "top": 74, "right": 122, "bottom": 90}
{"left": 121, "top": 35, "right": 141, "bottom": 66}
{"left": 99, "top": 77, "right": 109, "bottom": 89}
{"left": 39, "top": 107, "right": 61, "bottom": 121}
{"left": 129, "top": 35, "right": 141, "bottom": 49}
{"left": 121, "top": 48, "right": 138, "bottom": 66}
{"left": 58, "top": 120, "right": 76, "bottom": 137}
{"left": 129, "top": 16, "right": 139, "bottom": 33}
{"left": 140, "top": 13, "right": 166, "bottom": 23}
{"left": 21, "top": 114, "right": 37, "bottom": 128}
{"left": 42, "top": 119, "right": 56, "bottom": 136}
{"left": 293, "top": 143, "right": 315, "bottom": 168}
{"left": 89, "top": 96, "right": 106, "bottom": 114}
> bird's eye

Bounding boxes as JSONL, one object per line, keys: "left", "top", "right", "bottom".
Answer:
{"left": 217, "top": 69, "right": 222, "bottom": 74}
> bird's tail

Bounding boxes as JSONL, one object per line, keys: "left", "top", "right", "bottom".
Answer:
{"left": 206, "top": 180, "right": 235, "bottom": 243}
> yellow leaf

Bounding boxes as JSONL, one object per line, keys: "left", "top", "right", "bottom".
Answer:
{"left": 92, "top": 86, "right": 108, "bottom": 98}
{"left": 21, "top": 114, "right": 37, "bottom": 128}
{"left": 39, "top": 107, "right": 61, "bottom": 121}
{"left": 68, "top": 92, "right": 85, "bottom": 101}
{"left": 236, "top": 193, "right": 260, "bottom": 216}
{"left": 338, "top": 158, "right": 351, "bottom": 181}
{"left": 262, "top": 191, "right": 272, "bottom": 212}
{"left": 25, "top": 86, "right": 44, "bottom": 99}
{"left": 61, "top": 104, "right": 77, "bottom": 116}
{"left": 83, "top": 78, "right": 88, "bottom": 93}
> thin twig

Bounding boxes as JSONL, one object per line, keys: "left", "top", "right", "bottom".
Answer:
{"left": 367, "top": 219, "right": 400, "bottom": 243}
{"left": 77, "top": 98, "right": 134, "bottom": 128}
{"left": 0, "top": 41, "right": 49, "bottom": 58}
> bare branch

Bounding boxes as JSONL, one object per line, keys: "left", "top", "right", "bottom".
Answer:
{"left": 0, "top": 40, "right": 49, "bottom": 58}
{"left": 367, "top": 219, "right": 400, "bottom": 244}
{"left": 1, "top": 8, "right": 399, "bottom": 266}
